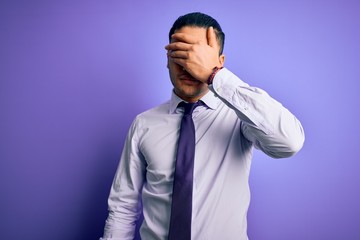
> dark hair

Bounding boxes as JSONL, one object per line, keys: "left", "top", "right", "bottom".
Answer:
{"left": 169, "top": 12, "right": 225, "bottom": 55}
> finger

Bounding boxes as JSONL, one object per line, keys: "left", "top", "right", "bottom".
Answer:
{"left": 171, "top": 32, "right": 199, "bottom": 44}
{"left": 207, "top": 27, "right": 217, "bottom": 48}
{"left": 170, "top": 57, "right": 186, "bottom": 68}
{"left": 168, "top": 50, "right": 188, "bottom": 59}
{"left": 165, "top": 41, "right": 192, "bottom": 51}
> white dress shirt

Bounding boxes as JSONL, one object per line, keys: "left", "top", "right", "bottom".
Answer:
{"left": 101, "top": 68, "right": 305, "bottom": 240}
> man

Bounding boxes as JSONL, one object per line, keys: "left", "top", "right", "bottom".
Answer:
{"left": 101, "top": 12, "right": 304, "bottom": 240}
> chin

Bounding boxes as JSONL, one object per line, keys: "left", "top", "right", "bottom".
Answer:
{"left": 176, "top": 88, "right": 208, "bottom": 102}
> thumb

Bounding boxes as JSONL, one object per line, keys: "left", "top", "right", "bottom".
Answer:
{"left": 207, "top": 26, "right": 217, "bottom": 48}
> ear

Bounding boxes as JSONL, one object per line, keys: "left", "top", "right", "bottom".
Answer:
{"left": 219, "top": 54, "right": 225, "bottom": 67}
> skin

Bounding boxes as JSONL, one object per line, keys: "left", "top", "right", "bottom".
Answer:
{"left": 165, "top": 26, "right": 225, "bottom": 103}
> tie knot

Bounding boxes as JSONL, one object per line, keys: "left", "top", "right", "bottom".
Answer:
{"left": 178, "top": 101, "right": 202, "bottom": 115}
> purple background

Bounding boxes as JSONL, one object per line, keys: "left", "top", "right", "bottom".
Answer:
{"left": 1, "top": 0, "right": 359, "bottom": 239}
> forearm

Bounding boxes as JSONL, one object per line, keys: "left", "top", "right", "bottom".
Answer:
{"left": 210, "top": 68, "right": 305, "bottom": 158}
{"left": 102, "top": 189, "right": 142, "bottom": 240}
{"left": 102, "top": 179, "right": 142, "bottom": 239}
{"left": 102, "top": 119, "right": 146, "bottom": 239}
{"left": 101, "top": 206, "right": 139, "bottom": 240}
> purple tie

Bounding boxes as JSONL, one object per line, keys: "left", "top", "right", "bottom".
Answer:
{"left": 168, "top": 101, "right": 202, "bottom": 240}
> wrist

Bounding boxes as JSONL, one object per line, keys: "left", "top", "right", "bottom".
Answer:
{"left": 207, "top": 66, "right": 223, "bottom": 85}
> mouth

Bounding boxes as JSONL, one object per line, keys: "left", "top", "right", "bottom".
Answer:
{"left": 179, "top": 74, "right": 200, "bottom": 83}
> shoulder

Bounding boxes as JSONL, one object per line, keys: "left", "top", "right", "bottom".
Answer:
{"left": 127, "top": 100, "right": 177, "bottom": 145}
{"left": 131, "top": 100, "right": 171, "bottom": 128}
{"left": 136, "top": 100, "right": 170, "bottom": 119}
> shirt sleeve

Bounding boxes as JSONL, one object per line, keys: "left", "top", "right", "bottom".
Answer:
{"left": 210, "top": 68, "right": 305, "bottom": 158}
{"left": 101, "top": 117, "right": 146, "bottom": 240}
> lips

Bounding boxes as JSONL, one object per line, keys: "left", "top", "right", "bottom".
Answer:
{"left": 179, "top": 74, "right": 199, "bottom": 82}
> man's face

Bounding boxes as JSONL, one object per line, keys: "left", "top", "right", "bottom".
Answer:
{"left": 167, "top": 26, "right": 221, "bottom": 103}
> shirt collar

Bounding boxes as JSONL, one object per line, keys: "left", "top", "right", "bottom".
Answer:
{"left": 169, "top": 90, "right": 219, "bottom": 114}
